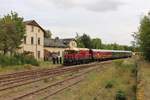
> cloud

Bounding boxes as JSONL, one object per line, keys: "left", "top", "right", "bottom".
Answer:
{"left": 50, "top": 0, "right": 124, "bottom": 12}
{"left": 85, "top": 0, "right": 124, "bottom": 12}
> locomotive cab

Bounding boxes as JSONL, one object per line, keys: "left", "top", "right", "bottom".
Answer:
{"left": 63, "top": 50, "right": 79, "bottom": 65}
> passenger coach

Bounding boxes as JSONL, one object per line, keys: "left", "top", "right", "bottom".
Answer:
{"left": 63, "top": 48, "right": 132, "bottom": 66}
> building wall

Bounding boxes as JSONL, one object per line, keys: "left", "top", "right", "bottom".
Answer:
{"left": 21, "top": 25, "right": 44, "bottom": 60}
{"left": 44, "top": 47, "right": 65, "bottom": 57}
{"left": 69, "top": 40, "right": 77, "bottom": 48}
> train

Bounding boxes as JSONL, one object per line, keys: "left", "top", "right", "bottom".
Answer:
{"left": 63, "top": 48, "right": 132, "bottom": 65}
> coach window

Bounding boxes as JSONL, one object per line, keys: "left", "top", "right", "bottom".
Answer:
{"left": 31, "top": 37, "right": 34, "bottom": 45}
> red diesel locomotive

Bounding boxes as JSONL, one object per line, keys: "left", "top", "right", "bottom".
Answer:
{"left": 63, "top": 48, "right": 132, "bottom": 65}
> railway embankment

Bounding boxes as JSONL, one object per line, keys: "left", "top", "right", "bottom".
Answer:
{"left": 136, "top": 58, "right": 150, "bottom": 100}
{"left": 50, "top": 58, "right": 137, "bottom": 100}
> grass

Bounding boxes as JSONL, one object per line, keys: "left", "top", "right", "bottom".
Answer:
{"left": 0, "top": 65, "right": 35, "bottom": 74}
{"left": 138, "top": 58, "right": 150, "bottom": 100}
{"left": 39, "top": 61, "right": 61, "bottom": 69}
{"left": 0, "top": 61, "right": 60, "bottom": 74}
{"left": 50, "top": 58, "right": 137, "bottom": 100}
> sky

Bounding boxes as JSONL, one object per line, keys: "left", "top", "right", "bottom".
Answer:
{"left": 0, "top": 0, "right": 150, "bottom": 46}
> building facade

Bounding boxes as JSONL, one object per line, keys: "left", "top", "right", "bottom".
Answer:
{"left": 44, "top": 38, "right": 77, "bottom": 61}
{"left": 20, "top": 20, "right": 77, "bottom": 61}
{"left": 20, "top": 20, "right": 45, "bottom": 60}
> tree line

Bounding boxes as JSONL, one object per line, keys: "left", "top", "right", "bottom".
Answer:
{"left": 76, "top": 33, "right": 133, "bottom": 51}
{"left": 133, "top": 12, "right": 150, "bottom": 61}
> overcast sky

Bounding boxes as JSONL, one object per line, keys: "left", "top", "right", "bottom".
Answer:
{"left": 0, "top": 0, "right": 150, "bottom": 45}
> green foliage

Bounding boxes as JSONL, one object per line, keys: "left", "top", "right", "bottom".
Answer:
{"left": 131, "top": 32, "right": 140, "bottom": 52}
{"left": 76, "top": 33, "right": 102, "bottom": 49}
{"left": 102, "top": 43, "right": 133, "bottom": 51}
{"left": 76, "top": 34, "right": 85, "bottom": 48}
{"left": 75, "top": 33, "right": 133, "bottom": 51}
{"left": 115, "top": 90, "right": 127, "bottom": 100}
{"left": 105, "top": 79, "right": 115, "bottom": 88}
{"left": 44, "top": 30, "right": 52, "bottom": 38}
{"left": 139, "top": 15, "right": 150, "bottom": 61}
{"left": 0, "top": 11, "right": 25, "bottom": 54}
{"left": 92, "top": 38, "right": 102, "bottom": 49}
{"left": 79, "top": 34, "right": 92, "bottom": 48}
{"left": 132, "top": 85, "right": 136, "bottom": 94}
{"left": 113, "top": 59, "right": 124, "bottom": 67}
{"left": 0, "top": 54, "right": 39, "bottom": 66}
{"left": 93, "top": 97, "right": 97, "bottom": 100}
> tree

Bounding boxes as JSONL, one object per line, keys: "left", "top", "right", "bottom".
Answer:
{"left": 75, "top": 33, "right": 85, "bottom": 48}
{"left": 80, "top": 34, "right": 92, "bottom": 48}
{"left": 139, "top": 15, "right": 150, "bottom": 61}
{"left": 91, "top": 38, "right": 102, "bottom": 49}
{"left": 44, "top": 30, "right": 52, "bottom": 38}
{"left": 131, "top": 32, "right": 140, "bottom": 52}
{"left": 0, "top": 12, "right": 25, "bottom": 55}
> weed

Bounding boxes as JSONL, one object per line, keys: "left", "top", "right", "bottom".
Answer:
{"left": 132, "top": 85, "right": 137, "bottom": 94}
{"left": 105, "top": 79, "right": 115, "bottom": 89}
{"left": 43, "top": 78, "right": 49, "bottom": 83}
{"left": 23, "top": 64, "right": 32, "bottom": 70}
{"left": 93, "top": 97, "right": 97, "bottom": 100}
{"left": 113, "top": 59, "right": 124, "bottom": 67}
{"left": 115, "top": 90, "right": 127, "bottom": 100}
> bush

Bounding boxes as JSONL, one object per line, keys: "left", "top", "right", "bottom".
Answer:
{"left": 116, "top": 90, "right": 127, "bottom": 100}
{"left": 0, "top": 53, "right": 39, "bottom": 66}
{"left": 105, "top": 80, "right": 115, "bottom": 89}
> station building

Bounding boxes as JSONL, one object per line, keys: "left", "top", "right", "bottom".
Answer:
{"left": 20, "top": 20, "right": 77, "bottom": 60}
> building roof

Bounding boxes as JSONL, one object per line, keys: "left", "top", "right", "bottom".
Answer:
{"left": 44, "top": 38, "right": 67, "bottom": 48}
{"left": 62, "top": 38, "right": 76, "bottom": 45}
{"left": 24, "top": 20, "right": 46, "bottom": 34}
{"left": 44, "top": 38, "right": 76, "bottom": 48}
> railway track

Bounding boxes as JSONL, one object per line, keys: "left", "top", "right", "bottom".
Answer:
{"left": 0, "top": 61, "right": 111, "bottom": 100}
{"left": 13, "top": 63, "right": 106, "bottom": 100}
{"left": 0, "top": 63, "right": 95, "bottom": 85}
{"left": 0, "top": 62, "right": 102, "bottom": 92}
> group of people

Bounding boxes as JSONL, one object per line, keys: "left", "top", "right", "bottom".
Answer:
{"left": 52, "top": 55, "right": 62, "bottom": 64}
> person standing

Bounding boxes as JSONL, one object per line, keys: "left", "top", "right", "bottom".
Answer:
{"left": 56, "top": 55, "right": 59, "bottom": 64}
{"left": 59, "top": 56, "right": 62, "bottom": 64}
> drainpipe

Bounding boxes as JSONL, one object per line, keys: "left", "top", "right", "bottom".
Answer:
{"left": 36, "top": 32, "right": 38, "bottom": 59}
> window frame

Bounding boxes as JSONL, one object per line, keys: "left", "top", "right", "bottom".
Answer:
{"left": 38, "top": 37, "right": 40, "bottom": 45}
{"left": 38, "top": 51, "right": 40, "bottom": 59}
{"left": 31, "top": 26, "right": 34, "bottom": 32}
{"left": 31, "top": 37, "right": 34, "bottom": 45}
{"left": 24, "top": 36, "right": 26, "bottom": 44}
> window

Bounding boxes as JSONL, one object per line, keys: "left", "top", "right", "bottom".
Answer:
{"left": 24, "top": 36, "right": 26, "bottom": 44}
{"left": 31, "top": 37, "right": 34, "bottom": 44}
{"left": 38, "top": 38, "right": 40, "bottom": 45}
{"left": 38, "top": 28, "right": 40, "bottom": 32}
{"left": 38, "top": 51, "right": 40, "bottom": 59}
{"left": 31, "top": 26, "right": 34, "bottom": 32}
